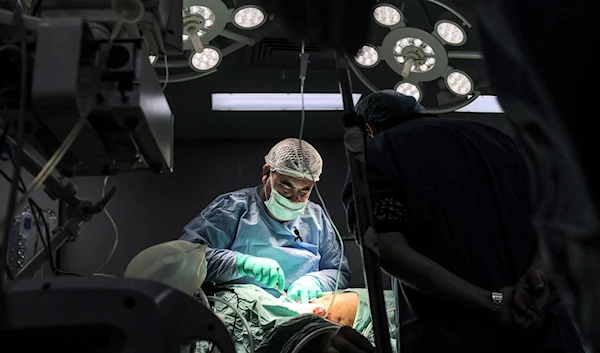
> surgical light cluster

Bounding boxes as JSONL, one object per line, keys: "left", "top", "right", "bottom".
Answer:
{"left": 151, "top": 1, "right": 270, "bottom": 79}
{"left": 352, "top": 2, "right": 480, "bottom": 112}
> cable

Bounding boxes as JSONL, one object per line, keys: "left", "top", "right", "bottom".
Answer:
{"left": 195, "top": 289, "right": 210, "bottom": 308}
{"left": 296, "top": 42, "right": 344, "bottom": 319}
{"left": 208, "top": 296, "right": 255, "bottom": 353}
{"left": 161, "top": 56, "right": 169, "bottom": 91}
{"left": 1, "top": 0, "right": 29, "bottom": 289}
{"left": 92, "top": 273, "right": 117, "bottom": 278}
{"left": 0, "top": 17, "right": 126, "bottom": 240}
{"left": 93, "top": 176, "right": 118, "bottom": 273}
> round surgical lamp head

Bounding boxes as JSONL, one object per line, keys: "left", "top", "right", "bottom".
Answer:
{"left": 435, "top": 21, "right": 466, "bottom": 46}
{"left": 382, "top": 27, "right": 449, "bottom": 81}
{"left": 185, "top": 5, "right": 216, "bottom": 27}
{"left": 354, "top": 45, "right": 380, "bottom": 68}
{"left": 149, "top": 55, "right": 157, "bottom": 65}
{"left": 182, "top": 0, "right": 230, "bottom": 50}
{"left": 189, "top": 47, "right": 222, "bottom": 72}
{"left": 395, "top": 81, "right": 422, "bottom": 103}
{"left": 373, "top": 4, "right": 402, "bottom": 27}
{"left": 232, "top": 5, "right": 266, "bottom": 29}
{"left": 445, "top": 70, "right": 473, "bottom": 96}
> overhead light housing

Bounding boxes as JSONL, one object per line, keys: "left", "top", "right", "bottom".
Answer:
{"left": 446, "top": 70, "right": 473, "bottom": 96}
{"left": 354, "top": 45, "right": 380, "bottom": 68}
{"left": 395, "top": 81, "right": 422, "bottom": 103}
{"left": 373, "top": 4, "right": 402, "bottom": 27}
{"left": 211, "top": 93, "right": 363, "bottom": 111}
{"left": 184, "top": 6, "right": 216, "bottom": 28}
{"left": 189, "top": 47, "right": 222, "bottom": 72}
{"left": 435, "top": 20, "right": 466, "bottom": 46}
{"left": 181, "top": 0, "right": 229, "bottom": 50}
{"left": 232, "top": 5, "right": 266, "bottom": 29}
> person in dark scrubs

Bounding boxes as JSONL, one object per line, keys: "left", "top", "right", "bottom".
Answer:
{"left": 340, "top": 90, "right": 583, "bottom": 353}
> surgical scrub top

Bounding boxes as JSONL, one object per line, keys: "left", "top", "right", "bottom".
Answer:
{"left": 181, "top": 187, "right": 351, "bottom": 294}
{"left": 342, "top": 118, "right": 541, "bottom": 350}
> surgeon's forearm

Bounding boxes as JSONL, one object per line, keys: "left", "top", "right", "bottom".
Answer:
{"left": 378, "top": 232, "right": 495, "bottom": 316}
{"left": 206, "top": 247, "right": 245, "bottom": 283}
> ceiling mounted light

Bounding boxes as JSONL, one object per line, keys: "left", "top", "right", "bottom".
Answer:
{"left": 189, "top": 47, "right": 222, "bottom": 72}
{"left": 373, "top": 4, "right": 402, "bottom": 27}
{"left": 184, "top": 6, "right": 216, "bottom": 28}
{"left": 232, "top": 5, "right": 266, "bottom": 29}
{"left": 435, "top": 21, "right": 466, "bottom": 46}
{"left": 354, "top": 45, "right": 380, "bottom": 68}
{"left": 446, "top": 70, "right": 473, "bottom": 96}
{"left": 395, "top": 81, "right": 422, "bottom": 102}
{"left": 181, "top": 0, "right": 229, "bottom": 51}
{"left": 393, "top": 37, "right": 436, "bottom": 74}
{"left": 149, "top": 55, "right": 157, "bottom": 65}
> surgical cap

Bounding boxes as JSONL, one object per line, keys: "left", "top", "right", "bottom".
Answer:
{"left": 265, "top": 138, "right": 323, "bottom": 181}
{"left": 124, "top": 240, "right": 208, "bottom": 297}
{"left": 355, "top": 90, "right": 426, "bottom": 126}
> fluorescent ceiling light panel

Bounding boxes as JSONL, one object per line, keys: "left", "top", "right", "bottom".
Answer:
{"left": 212, "top": 93, "right": 362, "bottom": 111}
{"left": 456, "top": 95, "right": 504, "bottom": 113}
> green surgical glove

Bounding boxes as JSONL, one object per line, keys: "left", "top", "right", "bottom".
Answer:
{"left": 236, "top": 254, "right": 285, "bottom": 289}
{"left": 287, "top": 276, "right": 323, "bottom": 304}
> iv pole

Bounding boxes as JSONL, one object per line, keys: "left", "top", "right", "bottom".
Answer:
{"left": 336, "top": 50, "right": 393, "bottom": 353}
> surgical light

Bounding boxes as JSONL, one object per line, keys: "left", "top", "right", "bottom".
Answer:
{"left": 446, "top": 71, "right": 473, "bottom": 96}
{"left": 436, "top": 21, "right": 466, "bottom": 46}
{"left": 354, "top": 45, "right": 380, "bottom": 68}
{"left": 395, "top": 82, "right": 422, "bottom": 102}
{"left": 189, "top": 47, "right": 222, "bottom": 72}
{"left": 184, "top": 6, "right": 216, "bottom": 28}
{"left": 393, "top": 38, "right": 436, "bottom": 74}
{"left": 373, "top": 4, "right": 402, "bottom": 27}
{"left": 233, "top": 6, "right": 266, "bottom": 29}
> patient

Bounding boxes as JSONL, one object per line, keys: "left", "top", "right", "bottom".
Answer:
{"left": 311, "top": 292, "right": 359, "bottom": 327}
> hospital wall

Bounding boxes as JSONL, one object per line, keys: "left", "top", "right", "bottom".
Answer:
{"left": 0, "top": 114, "right": 513, "bottom": 288}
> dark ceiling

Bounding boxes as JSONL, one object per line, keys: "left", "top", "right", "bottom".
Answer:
{"left": 161, "top": 0, "right": 502, "bottom": 141}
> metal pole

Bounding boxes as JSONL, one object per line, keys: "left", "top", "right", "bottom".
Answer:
{"left": 336, "top": 51, "right": 392, "bottom": 353}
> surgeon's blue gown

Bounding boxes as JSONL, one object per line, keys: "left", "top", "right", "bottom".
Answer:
{"left": 181, "top": 187, "right": 350, "bottom": 294}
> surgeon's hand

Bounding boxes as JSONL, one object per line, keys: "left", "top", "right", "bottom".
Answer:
{"left": 236, "top": 254, "right": 285, "bottom": 289}
{"left": 287, "top": 276, "right": 323, "bottom": 304}
{"left": 325, "top": 326, "right": 375, "bottom": 353}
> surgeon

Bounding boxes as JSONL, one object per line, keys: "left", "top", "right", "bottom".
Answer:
{"left": 181, "top": 138, "right": 351, "bottom": 303}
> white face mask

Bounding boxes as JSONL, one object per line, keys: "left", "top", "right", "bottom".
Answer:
{"left": 264, "top": 175, "right": 307, "bottom": 221}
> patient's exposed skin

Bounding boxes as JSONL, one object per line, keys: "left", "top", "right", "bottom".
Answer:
{"left": 310, "top": 292, "right": 359, "bottom": 327}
